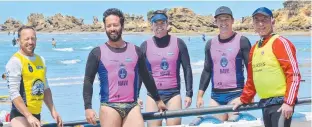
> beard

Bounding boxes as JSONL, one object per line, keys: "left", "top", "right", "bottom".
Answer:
{"left": 106, "top": 28, "right": 122, "bottom": 42}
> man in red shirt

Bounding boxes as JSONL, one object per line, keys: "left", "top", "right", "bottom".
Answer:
{"left": 232, "top": 7, "right": 301, "bottom": 127}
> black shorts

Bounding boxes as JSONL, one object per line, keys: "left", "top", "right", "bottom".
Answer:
{"left": 10, "top": 109, "right": 41, "bottom": 121}
{"left": 148, "top": 88, "right": 180, "bottom": 104}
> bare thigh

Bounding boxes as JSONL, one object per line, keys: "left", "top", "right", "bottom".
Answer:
{"left": 227, "top": 97, "right": 240, "bottom": 121}
{"left": 99, "top": 106, "right": 122, "bottom": 127}
{"left": 122, "top": 105, "right": 144, "bottom": 127}
{"left": 11, "top": 117, "right": 31, "bottom": 127}
{"left": 209, "top": 99, "right": 228, "bottom": 121}
{"left": 146, "top": 96, "right": 162, "bottom": 127}
{"left": 165, "top": 95, "right": 182, "bottom": 126}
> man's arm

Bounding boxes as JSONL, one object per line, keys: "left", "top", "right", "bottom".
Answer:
{"left": 177, "top": 38, "right": 193, "bottom": 98}
{"left": 41, "top": 56, "right": 56, "bottom": 112}
{"left": 43, "top": 88, "right": 56, "bottom": 113}
{"left": 273, "top": 37, "right": 301, "bottom": 106}
{"left": 12, "top": 97, "right": 33, "bottom": 117}
{"left": 240, "top": 45, "right": 257, "bottom": 104}
{"left": 83, "top": 48, "right": 100, "bottom": 109}
{"left": 136, "top": 46, "right": 160, "bottom": 101}
{"left": 6, "top": 57, "right": 32, "bottom": 117}
{"left": 198, "top": 40, "right": 212, "bottom": 97}
{"left": 138, "top": 41, "right": 148, "bottom": 94}
{"left": 240, "top": 36, "right": 252, "bottom": 69}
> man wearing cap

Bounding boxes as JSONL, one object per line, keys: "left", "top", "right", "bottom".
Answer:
{"left": 140, "top": 10, "right": 193, "bottom": 126}
{"left": 196, "top": 6, "right": 251, "bottom": 122}
{"left": 232, "top": 7, "right": 301, "bottom": 127}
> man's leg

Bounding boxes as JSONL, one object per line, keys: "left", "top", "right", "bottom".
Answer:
{"left": 165, "top": 95, "right": 182, "bottom": 126}
{"left": 99, "top": 105, "right": 122, "bottom": 127}
{"left": 270, "top": 105, "right": 293, "bottom": 127}
{"left": 122, "top": 105, "right": 144, "bottom": 127}
{"left": 209, "top": 98, "right": 228, "bottom": 121}
{"left": 262, "top": 107, "right": 273, "bottom": 127}
{"left": 10, "top": 109, "right": 39, "bottom": 127}
{"left": 227, "top": 97, "right": 241, "bottom": 121}
{"left": 146, "top": 95, "right": 162, "bottom": 127}
{"left": 11, "top": 117, "right": 31, "bottom": 127}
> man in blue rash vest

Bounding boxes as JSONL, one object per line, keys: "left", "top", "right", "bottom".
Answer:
{"left": 83, "top": 8, "right": 167, "bottom": 127}
{"left": 196, "top": 6, "right": 251, "bottom": 122}
{"left": 140, "top": 10, "right": 193, "bottom": 126}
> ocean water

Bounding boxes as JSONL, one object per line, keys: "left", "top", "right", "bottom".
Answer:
{"left": 0, "top": 33, "right": 311, "bottom": 125}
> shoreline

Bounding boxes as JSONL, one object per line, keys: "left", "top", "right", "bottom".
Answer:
{"left": 0, "top": 31, "right": 310, "bottom": 36}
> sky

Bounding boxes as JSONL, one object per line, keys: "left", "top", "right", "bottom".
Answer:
{"left": 0, "top": 1, "right": 285, "bottom": 24}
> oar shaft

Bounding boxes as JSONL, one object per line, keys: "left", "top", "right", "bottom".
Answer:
{"left": 40, "top": 97, "right": 311, "bottom": 127}
{"left": 143, "top": 97, "right": 311, "bottom": 120}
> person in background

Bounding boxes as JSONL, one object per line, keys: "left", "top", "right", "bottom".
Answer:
{"left": 52, "top": 38, "right": 56, "bottom": 48}
{"left": 12, "top": 37, "right": 17, "bottom": 46}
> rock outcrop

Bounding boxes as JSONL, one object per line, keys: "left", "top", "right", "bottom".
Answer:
{"left": 234, "top": 0, "right": 311, "bottom": 32}
{"left": 1, "top": 18, "right": 23, "bottom": 31}
{"left": 0, "top": 0, "right": 310, "bottom": 33}
{"left": 167, "top": 7, "right": 216, "bottom": 33}
{"left": 25, "top": 13, "right": 85, "bottom": 32}
{"left": 274, "top": 0, "right": 311, "bottom": 31}
{"left": 124, "top": 14, "right": 148, "bottom": 32}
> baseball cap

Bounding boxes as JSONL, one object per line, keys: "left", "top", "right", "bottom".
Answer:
{"left": 252, "top": 7, "right": 273, "bottom": 17}
{"left": 214, "top": 6, "right": 233, "bottom": 18}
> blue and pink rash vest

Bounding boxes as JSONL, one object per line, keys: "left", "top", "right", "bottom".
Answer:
{"left": 141, "top": 35, "right": 193, "bottom": 97}
{"left": 140, "top": 35, "right": 193, "bottom": 98}
{"left": 146, "top": 36, "right": 179, "bottom": 89}
{"left": 83, "top": 42, "right": 161, "bottom": 109}
{"left": 199, "top": 33, "right": 251, "bottom": 92}
{"left": 98, "top": 43, "right": 138, "bottom": 102}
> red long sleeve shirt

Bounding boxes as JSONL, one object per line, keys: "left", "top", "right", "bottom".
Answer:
{"left": 240, "top": 35, "right": 301, "bottom": 106}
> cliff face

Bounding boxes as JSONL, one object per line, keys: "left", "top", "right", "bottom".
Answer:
{"left": 26, "top": 13, "right": 85, "bottom": 32}
{"left": 124, "top": 14, "right": 149, "bottom": 32}
{"left": 1, "top": 18, "right": 23, "bottom": 31}
{"left": 167, "top": 7, "right": 216, "bottom": 33}
{"left": 1, "top": 1, "right": 310, "bottom": 33}
{"left": 234, "top": 0, "right": 311, "bottom": 32}
{"left": 274, "top": 0, "right": 311, "bottom": 31}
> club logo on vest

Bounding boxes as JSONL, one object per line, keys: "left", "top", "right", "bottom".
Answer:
{"left": 118, "top": 64, "right": 127, "bottom": 79}
{"left": 167, "top": 52, "right": 174, "bottom": 56}
{"left": 28, "top": 63, "right": 33, "bottom": 73}
{"left": 152, "top": 53, "right": 161, "bottom": 56}
{"left": 110, "top": 60, "right": 119, "bottom": 62}
{"left": 160, "top": 58, "right": 169, "bottom": 70}
{"left": 125, "top": 58, "right": 132, "bottom": 62}
{"left": 227, "top": 48, "right": 233, "bottom": 52}
{"left": 36, "top": 66, "right": 43, "bottom": 70}
{"left": 32, "top": 79, "right": 44, "bottom": 96}
{"left": 220, "top": 56, "right": 228, "bottom": 67}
